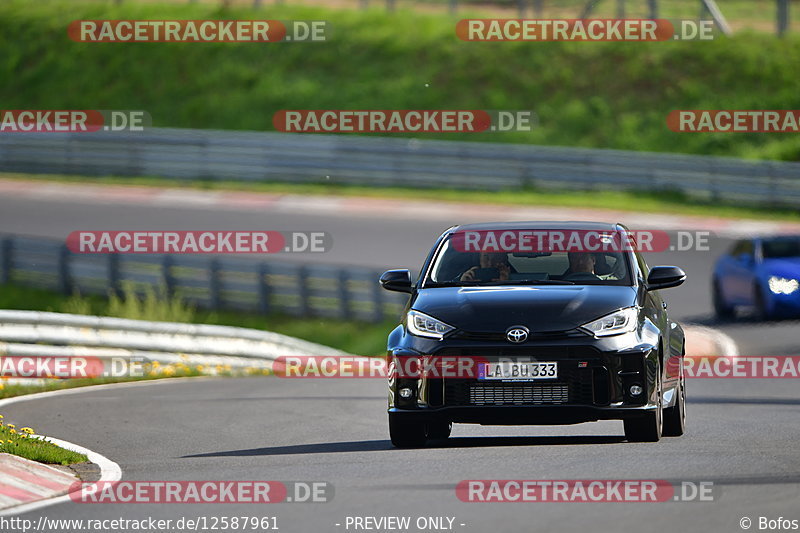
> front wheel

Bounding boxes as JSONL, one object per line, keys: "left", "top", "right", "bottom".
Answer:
{"left": 389, "top": 413, "right": 427, "bottom": 448}
{"left": 712, "top": 280, "right": 734, "bottom": 320}
{"left": 624, "top": 373, "right": 663, "bottom": 442}
{"left": 662, "top": 374, "right": 686, "bottom": 437}
{"left": 753, "top": 284, "right": 771, "bottom": 321}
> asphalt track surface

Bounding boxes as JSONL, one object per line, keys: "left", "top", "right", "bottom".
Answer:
{"left": 1, "top": 192, "right": 799, "bottom": 533}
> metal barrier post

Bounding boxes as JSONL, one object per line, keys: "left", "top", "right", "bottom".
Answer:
{"left": 58, "top": 244, "right": 73, "bottom": 295}
{"left": 258, "top": 263, "right": 271, "bottom": 315}
{"left": 209, "top": 258, "right": 222, "bottom": 310}
{"left": 1, "top": 237, "right": 13, "bottom": 284}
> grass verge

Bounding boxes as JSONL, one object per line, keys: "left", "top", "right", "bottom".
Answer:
{"left": 1, "top": 1, "right": 800, "bottom": 160}
{"left": 5, "top": 172, "right": 800, "bottom": 222}
{"left": 0, "top": 367, "right": 216, "bottom": 401}
{"left": 0, "top": 416, "right": 88, "bottom": 465}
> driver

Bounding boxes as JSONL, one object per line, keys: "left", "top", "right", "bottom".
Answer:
{"left": 565, "top": 252, "right": 597, "bottom": 276}
{"left": 460, "top": 252, "right": 511, "bottom": 282}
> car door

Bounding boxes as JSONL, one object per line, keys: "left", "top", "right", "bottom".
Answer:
{"left": 634, "top": 250, "right": 677, "bottom": 381}
{"left": 726, "top": 239, "right": 757, "bottom": 305}
{"left": 715, "top": 241, "right": 739, "bottom": 304}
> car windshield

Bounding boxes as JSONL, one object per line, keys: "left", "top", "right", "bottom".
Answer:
{"left": 762, "top": 238, "right": 800, "bottom": 259}
{"left": 425, "top": 236, "right": 633, "bottom": 286}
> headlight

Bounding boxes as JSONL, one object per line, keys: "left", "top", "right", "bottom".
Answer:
{"left": 581, "top": 307, "right": 638, "bottom": 337}
{"left": 407, "top": 310, "right": 455, "bottom": 340}
{"left": 768, "top": 276, "right": 799, "bottom": 295}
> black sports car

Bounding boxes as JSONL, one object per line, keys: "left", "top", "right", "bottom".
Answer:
{"left": 380, "top": 221, "right": 687, "bottom": 447}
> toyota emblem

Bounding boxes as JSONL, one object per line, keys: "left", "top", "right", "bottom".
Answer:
{"left": 506, "top": 326, "right": 529, "bottom": 343}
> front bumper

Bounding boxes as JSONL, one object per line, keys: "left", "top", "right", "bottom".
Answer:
{"left": 387, "top": 330, "right": 663, "bottom": 425}
{"left": 766, "top": 291, "right": 800, "bottom": 317}
{"left": 388, "top": 404, "right": 656, "bottom": 425}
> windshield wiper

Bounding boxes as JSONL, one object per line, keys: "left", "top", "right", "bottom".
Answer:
{"left": 425, "top": 279, "right": 575, "bottom": 287}
{"left": 500, "top": 280, "right": 575, "bottom": 285}
{"left": 424, "top": 280, "right": 483, "bottom": 287}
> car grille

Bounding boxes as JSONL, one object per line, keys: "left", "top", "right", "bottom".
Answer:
{"left": 467, "top": 383, "right": 569, "bottom": 405}
{"left": 452, "top": 330, "right": 586, "bottom": 342}
{"left": 440, "top": 361, "right": 606, "bottom": 407}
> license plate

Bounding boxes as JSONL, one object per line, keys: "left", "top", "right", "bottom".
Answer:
{"left": 479, "top": 361, "right": 558, "bottom": 380}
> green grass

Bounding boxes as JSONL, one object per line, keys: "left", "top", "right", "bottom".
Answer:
{"left": 0, "top": 419, "right": 88, "bottom": 465}
{"left": 5, "top": 172, "right": 800, "bottom": 222}
{"left": 0, "top": 368, "right": 212, "bottom": 400}
{"left": 1, "top": 1, "right": 799, "bottom": 160}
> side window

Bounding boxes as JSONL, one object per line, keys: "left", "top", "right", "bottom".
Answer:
{"left": 730, "top": 239, "right": 754, "bottom": 257}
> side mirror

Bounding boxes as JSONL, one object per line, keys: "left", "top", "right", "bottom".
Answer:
{"left": 646, "top": 266, "right": 686, "bottom": 291}
{"left": 380, "top": 269, "right": 413, "bottom": 294}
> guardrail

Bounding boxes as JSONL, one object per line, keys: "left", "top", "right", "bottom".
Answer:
{"left": 1, "top": 128, "right": 799, "bottom": 207}
{"left": 0, "top": 234, "right": 409, "bottom": 323}
{"left": 0, "top": 310, "right": 353, "bottom": 385}
{"left": 0, "top": 310, "right": 348, "bottom": 358}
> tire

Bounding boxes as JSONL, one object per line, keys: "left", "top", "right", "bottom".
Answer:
{"left": 753, "top": 284, "right": 770, "bottom": 321}
{"left": 426, "top": 420, "right": 452, "bottom": 440}
{"left": 389, "top": 413, "right": 427, "bottom": 448}
{"left": 662, "top": 374, "right": 685, "bottom": 437}
{"left": 624, "top": 371, "right": 663, "bottom": 442}
{"left": 712, "top": 280, "right": 734, "bottom": 320}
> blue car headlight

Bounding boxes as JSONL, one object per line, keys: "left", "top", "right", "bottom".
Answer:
{"left": 768, "top": 276, "right": 799, "bottom": 295}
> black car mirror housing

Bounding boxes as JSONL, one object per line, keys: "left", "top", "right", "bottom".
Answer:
{"left": 646, "top": 266, "right": 687, "bottom": 291}
{"left": 380, "top": 269, "right": 413, "bottom": 293}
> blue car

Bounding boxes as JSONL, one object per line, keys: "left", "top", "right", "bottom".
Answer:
{"left": 712, "top": 236, "right": 800, "bottom": 320}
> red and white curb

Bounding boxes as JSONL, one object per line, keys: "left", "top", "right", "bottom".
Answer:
{"left": 0, "top": 437, "right": 120, "bottom": 516}
{"left": 0, "top": 453, "right": 78, "bottom": 510}
{"left": 1, "top": 178, "right": 799, "bottom": 237}
{"left": 0, "top": 383, "right": 137, "bottom": 516}
{"left": 684, "top": 324, "right": 739, "bottom": 359}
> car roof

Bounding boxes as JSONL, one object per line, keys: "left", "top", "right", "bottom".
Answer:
{"left": 448, "top": 221, "right": 623, "bottom": 233}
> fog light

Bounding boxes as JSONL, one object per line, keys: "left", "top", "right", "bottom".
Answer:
{"left": 629, "top": 384, "right": 643, "bottom": 396}
{"left": 399, "top": 387, "right": 413, "bottom": 399}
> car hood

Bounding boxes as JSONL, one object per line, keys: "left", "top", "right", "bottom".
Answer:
{"left": 762, "top": 257, "right": 800, "bottom": 279}
{"left": 413, "top": 285, "right": 639, "bottom": 333}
